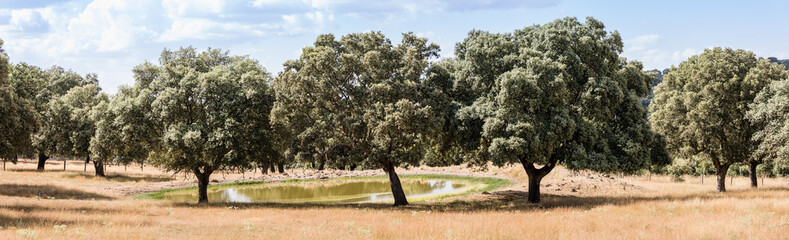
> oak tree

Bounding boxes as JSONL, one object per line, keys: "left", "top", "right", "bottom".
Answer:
{"left": 10, "top": 63, "right": 97, "bottom": 170}
{"left": 272, "top": 32, "right": 440, "bottom": 206}
{"left": 447, "top": 17, "right": 669, "bottom": 203}
{"left": 121, "top": 47, "right": 276, "bottom": 202}
{"left": 47, "top": 83, "right": 108, "bottom": 175}
{"left": 651, "top": 48, "right": 785, "bottom": 191}
{"left": 747, "top": 79, "right": 789, "bottom": 181}
{"left": 0, "top": 39, "right": 38, "bottom": 166}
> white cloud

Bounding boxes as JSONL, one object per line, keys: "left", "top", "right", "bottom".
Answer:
{"left": 671, "top": 48, "right": 700, "bottom": 63}
{"left": 162, "top": 0, "right": 226, "bottom": 18}
{"left": 622, "top": 34, "right": 703, "bottom": 69}
{"left": 0, "top": 0, "right": 563, "bottom": 93}
{"left": 625, "top": 34, "right": 660, "bottom": 52}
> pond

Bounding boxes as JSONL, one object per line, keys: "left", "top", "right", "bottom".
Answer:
{"left": 158, "top": 177, "right": 487, "bottom": 204}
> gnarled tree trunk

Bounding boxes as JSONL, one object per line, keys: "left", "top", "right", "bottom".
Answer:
{"left": 193, "top": 166, "right": 214, "bottom": 203}
{"left": 748, "top": 161, "right": 759, "bottom": 188}
{"left": 716, "top": 164, "right": 731, "bottom": 192}
{"left": 382, "top": 161, "right": 408, "bottom": 206}
{"left": 93, "top": 160, "right": 105, "bottom": 177}
{"left": 521, "top": 158, "right": 556, "bottom": 204}
{"left": 37, "top": 153, "right": 49, "bottom": 171}
{"left": 277, "top": 163, "right": 285, "bottom": 173}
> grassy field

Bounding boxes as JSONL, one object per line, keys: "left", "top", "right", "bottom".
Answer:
{"left": 1, "top": 159, "right": 789, "bottom": 239}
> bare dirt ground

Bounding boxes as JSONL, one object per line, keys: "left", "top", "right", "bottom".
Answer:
{"left": 2, "top": 159, "right": 789, "bottom": 239}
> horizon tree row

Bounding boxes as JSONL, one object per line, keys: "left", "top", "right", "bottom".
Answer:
{"left": 3, "top": 16, "right": 788, "bottom": 204}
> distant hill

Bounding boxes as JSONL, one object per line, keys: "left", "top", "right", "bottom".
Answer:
{"left": 640, "top": 68, "right": 669, "bottom": 109}
{"left": 768, "top": 57, "right": 789, "bottom": 69}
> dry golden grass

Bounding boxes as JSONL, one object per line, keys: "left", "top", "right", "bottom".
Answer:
{"left": 2, "top": 159, "right": 789, "bottom": 239}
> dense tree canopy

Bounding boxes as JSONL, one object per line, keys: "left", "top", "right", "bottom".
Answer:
{"left": 0, "top": 39, "right": 38, "bottom": 164}
{"left": 117, "top": 47, "right": 276, "bottom": 202}
{"left": 9, "top": 62, "right": 99, "bottom": 170}
{"left": 440, "top": 17, "right": 669, "bottom": 203}
{"left": 272, "top": 32, "right": 440, "bottom": 206}
{"left": 650, "top": 48, "right": 786, "bottom": 191}
{"left": 46, "top": 82, "right": 107, "bottom": 176}
{"left": 747, "top": 79, "right": 789, "bottom": 170}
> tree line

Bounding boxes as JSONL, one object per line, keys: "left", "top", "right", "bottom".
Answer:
{"left": 2, "top": 17, "right": 788, "bottom": 205}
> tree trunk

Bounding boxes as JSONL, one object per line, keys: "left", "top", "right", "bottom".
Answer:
{"left": 382, "top": 162, "right": 408, "bottom": 206}
{"left": 318, "top": 157, "right": 326, "bottom": 171}
{"left": 93, "top": 160, "right": 105, "bottom": 177}
{"left": 520, "top": 158, "right": 556, "bottom": 204}
{"left": 63, "top": 159, "right": 66, "bottom": 171}
{"left": 193, "top": 166, "right": 214, "bottom": 203}
{"left": 527, "top": 173, "right": 543, "bottom": 203}
{"left": 84, "top": 156, "right": 90, "bottom": 172}
{"left": 277, "top": 163, "right": 284, "bottom": 173}
{"left": 748, "top": 161, "right": 758, "bottom": 188}
{"left": 260, "top": 163, "right": 269, "bottom": 175}
{"left": 270, "top": 165, "right": 276, "bottom": 173}
{"left": 37, "top": 153, "right": 48, "bottom": 171}
{"left": 716, "top": 164, "right": 730, "bottom": 192}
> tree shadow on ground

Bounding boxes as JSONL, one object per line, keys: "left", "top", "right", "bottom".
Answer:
{"left": 0, "top": 184, "right": 113, "bottom": 200}
{"left": 0, "top": 213, "right": 77, "bottom": 228}
{"left": 0, "top": 204, "right": 128, "bottom": 214}
{"left": 63, "top": 173, "right": 173, "bottom": 182}
{"left": 9, "top": 169, "right": 61, "bottom": 173}
{"left": 170, "top": 187, "right": 789, "bottom": 212}
{"left": 0, "top": 203, "right": 152, "bottom": 228}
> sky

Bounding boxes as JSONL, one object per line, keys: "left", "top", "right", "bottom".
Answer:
{"left": 1, "top": 0, "right": 788, "bottom": 93}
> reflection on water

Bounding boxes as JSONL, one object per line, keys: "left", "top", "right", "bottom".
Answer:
{"left": 162, "top": 179, "right": 472, "bottom": 203}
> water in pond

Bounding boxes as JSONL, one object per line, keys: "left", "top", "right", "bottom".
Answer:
{"left": 160, "top": 179, "right": 478, "bottom": 203}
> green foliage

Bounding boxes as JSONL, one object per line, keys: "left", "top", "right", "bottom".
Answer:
{"left": 103, "top": 64, "right": 163, "bottom": 166}
{"left": 747, "top": 79, "right": 789, "bottom": 168}
{"left": 10, "top": 63, "right": 99, "bottom": 160}
{"left": 47, "top": 84, "right": 107, "bottom": 160}
{"left": 666, "top": 154, "right": 715, "bottom": 178}
{"left": 89, "top": 100, "right": 119, "bottom": 165}
{"left": 120, "top": 47, "right": 276, "bottom": 175}
{"left": 449, "top": 17, "right": 668, "bottom": 175}
{"left": 0, "top": 39, "right": 38, "bottom": 161}
{"left": 667, "top": 158, "right": 694, "bottom": 180}
{"left": 727, "top": 163, "right": 751, "bottom": 177}
{"left": 271, "top": 32, "right": 440, "bottom": 171}
{"left": 651, "top": 48, "right": 787, "bottom": 183}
